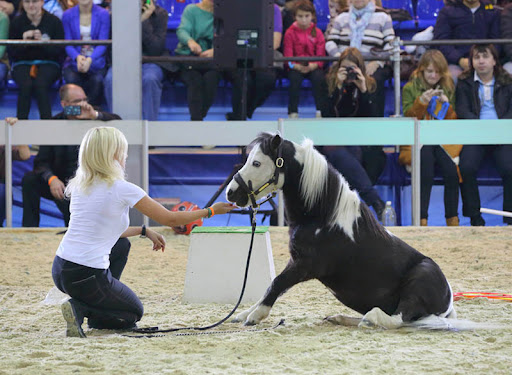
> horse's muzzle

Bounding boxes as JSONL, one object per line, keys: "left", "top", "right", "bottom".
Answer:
{"left": 226, "top": 187, "right": 249, "bottom": 207}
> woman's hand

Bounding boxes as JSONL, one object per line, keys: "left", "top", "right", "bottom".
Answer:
{"left": 365, "top": 61, "right": 380, "bottom": 76}
{"left": 146, "top": 228, "right": 166, "bottom": 252}
{"left": 200, "top": 48, "right": 213, "bottom": 58}
{"left": 438, "top": 93, "right": 449, "bottom": 103}
{"left": 210, "top": 202, "right": 237, "bottom": 215}
{"left": 188, "top": 39, "right": 202, "bottom": 55}
{"left": 336, "top": 66, "right": 347, "bottom": 87}
{"left": 353, "top": 66, "right": 367, "bottom": 93}
{"left": 76, "top": 55, "right": 86, "bottom": 72}
{"left": 22, "top": 30, "right": 36, "bottom": 40}
{"left": 419, "top": 89, "right": 438, "bottom": 104}
{"left": 141, "top": 0, "right": 156, "bottom": 22}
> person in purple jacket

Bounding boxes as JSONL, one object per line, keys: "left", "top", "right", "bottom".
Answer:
{"left": 61, "top": 0, "right": 110, "bottom": 106}
{"left": 433, "top": 0, "right": 500, "bottom": 83}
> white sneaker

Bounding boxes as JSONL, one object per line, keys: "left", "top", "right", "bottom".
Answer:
{"left": 61, "top": 300, "right": 86, "bottom": 338}
{"left": 288, "top": 112, "right": 298, "bottom": 119}
{"left": 315, "top": 110, "right": 322, "bottom": 118}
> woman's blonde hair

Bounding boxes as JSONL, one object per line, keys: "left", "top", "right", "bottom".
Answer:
{"left": 326, "top": 47, "right": 376, "bottom": 94}
{"left": 65, "top": 127, "right": 128, "bottom": 196}
{"left": 410, "top": 49, "right": 454, "bottom": 95}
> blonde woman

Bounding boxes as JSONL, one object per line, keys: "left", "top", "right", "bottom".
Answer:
{"left": 52, "top": 127, "right": 235, "bottom": 338}
{"left": 400, "top": 49, "right": 461, "bottom": 226}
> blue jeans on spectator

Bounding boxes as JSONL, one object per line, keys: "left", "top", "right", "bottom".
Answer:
{"left": 63, "top": 66, "right": 107, "bottom": 106}
{"left": 104, "top": 63, "right": 164, "bottom": 121}
{"left": 0, "top": 62, "right": 8, "bottom": 88}
{"left": 52, "top": 238, "right": 143, "bottom": 329}
{"left": 459, "top": 145, "right": 512, "bottom": 224}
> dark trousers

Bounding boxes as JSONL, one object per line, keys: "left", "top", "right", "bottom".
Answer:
{"left": 420, "top": 145, "right": 460, "bottom": 220}
{"left": 459, "top": 144, "right": 512, "bottom": 224}
{"left": 11, "top": 64, "right": 61, "bottom": 119}
{"left": 62, "top": 66, "right": 107, "bottom": 106}
{"left": 229, "top": 68, "right": 277, "bottom": 119}
{"left": 320, "top": 145, "right": 383, "bottom": 209}
{"left": 371, "top": 65, "right": 392, "bottom": 117}
{"left": 287, "top": 69, "right": 328, "bottom": 115}
{"left": 179, "top": 67, "right": 220, "bottom": 121}
{"left": 52, "top": 238, "right": 143, "bottom": 329}
{"left": 22, "top": 171, "right": 70, "bottom": 227}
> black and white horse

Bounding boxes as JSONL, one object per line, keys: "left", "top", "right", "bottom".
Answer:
{"left": 226, "top": 133, "right": 456, "bottom": 329}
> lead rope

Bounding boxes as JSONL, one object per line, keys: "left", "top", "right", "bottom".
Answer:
{"left": 126, "top": 208, "right": 284, "bottom": 338}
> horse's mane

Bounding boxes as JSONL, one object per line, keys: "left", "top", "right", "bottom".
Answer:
{"left": 298, "top": 139, "right": 361, "bottom": 240}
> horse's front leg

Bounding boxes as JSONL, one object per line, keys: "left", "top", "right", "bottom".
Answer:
{"left": 233, "top": 259, "right": 313, "bottom": 325}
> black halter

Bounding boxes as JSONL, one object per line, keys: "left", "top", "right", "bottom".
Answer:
{"left": 233, "top": 147, "right": 284, "bottom": 209}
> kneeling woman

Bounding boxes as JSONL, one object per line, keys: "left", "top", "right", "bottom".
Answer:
{"left": 52, "top": 127, "right": 235, "bottom": 338}
{"left": 400, "top": 49, "right": 461, "bottom": 226}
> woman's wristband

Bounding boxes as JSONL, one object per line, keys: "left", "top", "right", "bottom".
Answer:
{"left": 140, "top": 224, "right": 146, "bottom": 238}
{"left": 206, "top": 207, "right": 215, "bottom": 218}
{"left": 48, "top": 175, "right": 57, "bottom": 186}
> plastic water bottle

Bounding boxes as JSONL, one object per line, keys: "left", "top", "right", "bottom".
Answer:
{"left": 383, "top": 201, "right": 397, "bottom": 226}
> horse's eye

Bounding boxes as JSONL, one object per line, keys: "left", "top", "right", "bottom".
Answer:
{"left": 252, "top": 161, "right": 261, "bottom": 167}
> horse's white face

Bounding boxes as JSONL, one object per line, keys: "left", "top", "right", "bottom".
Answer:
{"left": 226, "top": 144, "right": 284, "bottom": 207}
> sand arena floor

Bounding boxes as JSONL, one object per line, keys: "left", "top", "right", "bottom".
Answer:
{"left": 1, "top": 226, "right": 512, "bottom": 374}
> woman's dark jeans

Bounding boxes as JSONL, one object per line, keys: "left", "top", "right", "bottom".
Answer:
{"left": 52, "top": 238, "right": 143, "bottom": 329}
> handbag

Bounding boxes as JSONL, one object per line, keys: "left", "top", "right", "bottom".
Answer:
{"left": 427, "top": 96, "right": 450, "bottom": 120}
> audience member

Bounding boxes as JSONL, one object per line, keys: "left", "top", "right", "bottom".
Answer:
{"left": 283, "top": 0, "right": 328, "bottom": 118}
{"left": 433, "top": 0, "right": 500, "bottom": 82}
{"left": 62, "top": 0, "right": 109, "bottom": 106}
{"left": 104, "top": 0, "right": 170, "bottom": 121}
{"left": 325, "top": 0, "right": 395, "bottom": 117}
{"left": 0, "top": 0, "right": 18, "bottom": 17}
{"left": 456, "top": 44, "right": 512, "bottom": 226}
{"left": 22, "top": 83, "right": 120, "bottom": 227}
{"left": 225, "top": 3, "right": 283, "bottom": 120}
{"left": 8, "top": 0, "right": 64, "bottom": 119}
{"left": 0, "top": 117, "right": 31, "bottom": 226}
{"left": 501, "top": 3, "right": 512, "bottom": 75}
{"left": 43, "top": 0, "right": 77, "bottom": 19}
{"left": 400, "top": 49, "right": 461, "bottom": 227}
{"left": 321, "top": 47, "right": 387, "bottom": 219}
{"left": 0, "top": 11, "right": 8, "bottom": 85}
{"left": 174, "top": 0, "right": 219, "bottom": 121}
{"left": 324, "top": 0, "right": 347, "bottom": 39}
{"left": 53, "top": 126, "right": 235, "bottom": 338}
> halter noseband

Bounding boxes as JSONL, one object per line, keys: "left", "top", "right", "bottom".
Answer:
{"left": 233, "top": 146, "right": 284, "bottom": 209}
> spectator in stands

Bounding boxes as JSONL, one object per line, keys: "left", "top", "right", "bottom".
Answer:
{"left": 325, "top": 0, "right": 347, "bottom": 39}
{"left": 0, "top": 11, "right": 8, "bottom": 86}
{"left": 501, "top": 3, "right": 512, "bottom": 75}
{"left": 104, "top": 0, "right": 169, "bottom": 121}
{"left": 8, "top": 0, "right": 64, "bottom": 120}
{"left": 21, "top": 83, "right": 120, "bottom": 227}
{"left": 0, "top": 0, "right": 18, "bottom": 17}
{"left": 456, "top": 44, "right": 512, "bottom": 226}
{"left": 400, "top": 49, "right": 461, "bottom": 227}
{"left": 52, "top": 126, "right": 235, "bottom": 338}
{"left": 283, "top": 0, "right": 328, "bottom": 119}
{"left": 174, "top": 0, "right": 219, "bottom": 121}
{"left": 321, "top": 47, "right": 387, "bottom": 219}
{"left": 0, "top": 117, "right": 31, "bottom": 226}
{"left": 433, "top": 0, "right": 500, "bottom": 83}
{"left": 43, "top": 0, "right": 77, "bottom": 19}
{"left": 61, "top": 0, "right": 109, "bottom": 106}
{"left": 325, "top": 0, "right": 395, "bottom": 117}
{"left": 225, "top": 3, "right": 282, "bottom": 120}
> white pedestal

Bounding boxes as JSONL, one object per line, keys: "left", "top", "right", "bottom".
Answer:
{"left": 183, "top": 226, "right": 276, "bottom": 304}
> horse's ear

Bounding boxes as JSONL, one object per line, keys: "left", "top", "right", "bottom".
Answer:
{"left": 270, "top": 134, "right": 282, "bottom": 152}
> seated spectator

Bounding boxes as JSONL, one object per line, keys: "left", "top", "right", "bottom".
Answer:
{"left": 225, "top": 3, "right": 282, "bottom": 120}
{"left": 22, "top": 83, "right": 120, "bottom": 227}
{"left": 0, "top": 117, "right": 31, "bottom": 226}
{"left": 174, "top": 0, "right": 219, "bottom": 121}
{"left": 501, "top": 3, "right": 512, "bottom": 75}
{"left": 8, "top": 0, "right": 64, "bottom": 119}
{"left": 43, "top": 0, "right": 77, "bottom": 19}
{"left": 104, "top": 0, "right": 170, "bottom": 121}
{"left": 0, "top": 11, "right": 8, "bottom": 86}
{"left": 400, "top": 49, "right": 462, "bottom": 227}
{"left": 324, "top": 0, "right": 347, "bottom": 39}
{"left": 321, "top": 47, "right": 387, "bottom": 219}
{"left": 456, "top": 44, "right": 512, "bottom": 226}
{"left": 62, "top": 0, "right": 110, "bottom": 106}
{"left": 433, "top": 0, "right": 500, "bottom": 83}
{"left": 325, "top": 0, "right": 395, "bottom": 117}
{"left": 283, "top": 0, "right": 328, "bottom": 118}
{"left": 0, "top": 0, "right": 18, "bottom": 18}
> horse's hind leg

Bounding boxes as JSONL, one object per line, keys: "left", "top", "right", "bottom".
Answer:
{"left": 233, "top": 259, "right": 313, "bottom": 325}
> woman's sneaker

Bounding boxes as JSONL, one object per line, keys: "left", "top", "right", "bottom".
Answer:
{"left": 61, "top": 300, "right": 86, "bottom": 338}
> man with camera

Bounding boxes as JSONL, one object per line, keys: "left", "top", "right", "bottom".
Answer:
{"left": 21, "top": 84, "right": 121, "bottom": 227}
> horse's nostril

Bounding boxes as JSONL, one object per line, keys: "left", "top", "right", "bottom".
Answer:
{"left": 227, "top": 189, "right": 233, "bottom": 199}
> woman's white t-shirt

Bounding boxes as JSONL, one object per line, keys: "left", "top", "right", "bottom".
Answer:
{"left": 56, "top": 179, "right": 146, "bottom": 269}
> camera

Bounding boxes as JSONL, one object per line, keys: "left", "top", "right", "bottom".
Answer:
{"left": 63, "top": 105, "right": 81, "bottom": 116}
{"left": 345, "top": 66, "right": 358, "bottom": 82}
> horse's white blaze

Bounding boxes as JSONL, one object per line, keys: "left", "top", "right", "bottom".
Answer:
{"left": 359, "top": 307, "right": 404, "bottom": 329}
{"left": 246, "top": 305, "right": 271, "bottom": 325}
{"left": 296, "top": 139, "right": 361, "bottom": 241}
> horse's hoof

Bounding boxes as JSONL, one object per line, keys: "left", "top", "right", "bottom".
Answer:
{"left": 243, "top": 320, "right": 257, "bottom": 326}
